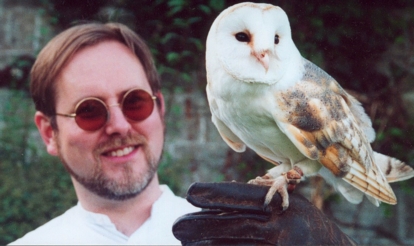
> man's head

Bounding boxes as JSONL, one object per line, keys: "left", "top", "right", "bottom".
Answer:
{"left": 31, "top": 22, "right": 161, "bottom": 129}
{"left": 33, "top": 23, "right": 165, "bottom": 201}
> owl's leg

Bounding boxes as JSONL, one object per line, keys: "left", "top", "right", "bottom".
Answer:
{"left": 248, "top": 166, "right": 303, "bottom": 211}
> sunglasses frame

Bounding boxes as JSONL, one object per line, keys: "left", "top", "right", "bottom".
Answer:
{"left": 55, "top": 88, "right": 157, "bottom": 131}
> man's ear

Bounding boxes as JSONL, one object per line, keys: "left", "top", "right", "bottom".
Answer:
{"left": 155, "top": 91, "right": 165, "bottom": 119}
{"left": 34, "top": 111, "right": 58, "bottom": 156}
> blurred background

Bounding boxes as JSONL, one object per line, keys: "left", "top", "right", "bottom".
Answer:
{"left": 0, "top": 0, "right": 413, "bottom": 244}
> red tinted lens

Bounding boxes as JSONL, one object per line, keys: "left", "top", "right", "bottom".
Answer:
{"left": 74, "top": 99, "right": 108, "bottom": 131}
{"left": 122, "top": 89, "right": 154, "bottom": 121}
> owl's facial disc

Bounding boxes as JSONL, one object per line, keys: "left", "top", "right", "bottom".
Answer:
{"left": 209, "top": 3, "right": 300, "bottom": 85}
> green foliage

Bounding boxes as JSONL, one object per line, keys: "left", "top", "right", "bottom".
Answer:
{"left": 43, "top": 0, "right": 225, "bottom": 90}
{"left": 158, "top": 151, "right": 191, "bottom": 195}
{"left": 0, "top": 90, "right": 76, "bottom": 244}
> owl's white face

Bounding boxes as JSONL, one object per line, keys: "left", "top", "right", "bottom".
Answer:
{"left": 207, "top": 3, "right": 300, "bottom": 84}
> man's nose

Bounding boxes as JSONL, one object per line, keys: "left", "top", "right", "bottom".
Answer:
{"left": 104, "top": 104, "right": 131, "bottom": 136}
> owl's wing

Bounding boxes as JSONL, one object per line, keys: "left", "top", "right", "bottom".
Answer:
{"left": 273, "top": 59, "right": 396, "bottom": 204}
{"left": 211, "top": 114, "right": 246, "bottom": 153}
{"left": 206, "top": 84, "right": 246, "bottom": 153}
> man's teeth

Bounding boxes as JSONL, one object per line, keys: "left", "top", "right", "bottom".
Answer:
{"left": 108, "top": 146, "right": 134, "bottom": 157}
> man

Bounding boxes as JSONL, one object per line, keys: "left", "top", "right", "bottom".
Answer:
{"left": 10, "top": 22, "right": 199, "bottom": 245}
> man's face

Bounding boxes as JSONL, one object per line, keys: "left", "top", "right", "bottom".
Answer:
{"left": 49, "top": 41, "right": 165, "bottom": 200}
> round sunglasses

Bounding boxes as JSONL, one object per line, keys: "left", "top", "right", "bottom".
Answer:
{"left": 55, "top": 88, "right": 157, "bottom": 131}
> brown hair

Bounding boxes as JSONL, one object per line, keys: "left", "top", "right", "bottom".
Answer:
{"left": 30, "top": 22, "right": 160, "bottom": 128}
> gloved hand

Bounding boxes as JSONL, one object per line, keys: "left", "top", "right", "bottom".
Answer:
{"left": 173, "top": 182, "right": 356, "bottom": 245}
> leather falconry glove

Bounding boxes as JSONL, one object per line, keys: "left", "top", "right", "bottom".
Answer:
{"left": 173, "top": 182, "right": 357, "bottom": 245}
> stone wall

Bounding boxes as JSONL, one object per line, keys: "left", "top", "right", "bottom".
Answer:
{"left": 0, "top": 1, "right": 53, "bottom": 69}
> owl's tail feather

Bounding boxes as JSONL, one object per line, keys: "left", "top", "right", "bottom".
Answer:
{"left": 374, "top": 152, "right": 414, "bottom": 183}
{"left": 319, "top": 152, "right": 414, "bottom": 206}
{"left": 343, "top": 162, "right": 397, "bottom": 205}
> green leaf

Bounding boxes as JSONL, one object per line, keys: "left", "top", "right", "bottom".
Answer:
{"left": 187, "top": 16, "right": 202, "bottom": 25}
{"left": 166, "top": 52, "right": 180, "bottom": 63}
{"left": 198, "top": 4, "right": 211, "bottom": 14}
{"left": 168, "top": 0, "right": 186, "bottom": 7}
{"left": 209, "top": 0, "right": 225, "bottom": 11}
{"left": 172, "top": 18, "right": 188, "bottom": 28}
{"left": 168, "top": 6, "right": 183, "bottom": 16}
{"left": 181, "top": 72, "right": 192, "bottom": 82}
{"left": 376, "top": 132, "right": 385, "bottom": 141}
{"left": 181, "top": 50, "right": 192, "bottom": 57}
{"left": 160, "top": 32, "right": 178, "bottom": 44}
{"left": 389, "top": 127, "right": 403, "bottom": 137}
{"left": 189, "top": 38, "right": 204, "bottom": 50}
{"left": 394, "top": 36, "right": 405, "bottom": 44}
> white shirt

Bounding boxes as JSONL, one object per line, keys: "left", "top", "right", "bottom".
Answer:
{"left": 10, "top": 185, "right": 200, "bottom": 245}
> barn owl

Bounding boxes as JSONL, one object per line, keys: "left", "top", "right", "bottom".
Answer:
{"left": 206, "top": 2, "right": 414, "bottom": 210}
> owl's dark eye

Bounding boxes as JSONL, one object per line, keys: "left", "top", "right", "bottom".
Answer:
{"left": 235, "top": 32, "right": 250, "bottom": 42}
{"left": 274, "top": 34, "right": 280, "bottom": 44}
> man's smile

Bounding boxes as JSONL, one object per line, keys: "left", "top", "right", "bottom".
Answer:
{"left": 103, "top": 145, "right": 138, "bottom": 157}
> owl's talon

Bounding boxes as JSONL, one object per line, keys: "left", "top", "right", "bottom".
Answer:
{"left": 249, "top": 167, "right": 303, "bottom": 211}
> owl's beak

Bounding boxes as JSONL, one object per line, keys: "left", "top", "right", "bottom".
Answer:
{"left": 254, "top": 51, "right": 269, "bottom": 72}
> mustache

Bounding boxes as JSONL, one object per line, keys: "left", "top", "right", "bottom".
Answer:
{"left": 94, "top": 133, "right": 148, "bottom": 155}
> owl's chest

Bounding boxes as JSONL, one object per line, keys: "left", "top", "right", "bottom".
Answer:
{"left": 211, "top": 81, "right": 286, "bottom": 142}
{"left": 208, "top": 78, "right": 304, "bottom": 161}
{"left": 212, "top": 81, "right": 270, "bottom": 123}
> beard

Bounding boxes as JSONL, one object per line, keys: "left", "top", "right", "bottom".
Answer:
{"left": 57, "top": 133, "right": 160, "bottom": 201}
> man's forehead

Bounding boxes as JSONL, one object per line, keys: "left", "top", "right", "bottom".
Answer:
{"left": 55, "top": 40, "right": 150, "bottom": 103}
